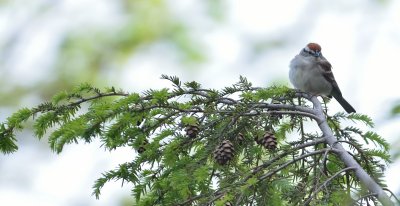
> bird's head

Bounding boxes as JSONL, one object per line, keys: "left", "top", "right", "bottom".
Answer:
{"left": 301, "top": 43, "right": 322, "bottom": 57}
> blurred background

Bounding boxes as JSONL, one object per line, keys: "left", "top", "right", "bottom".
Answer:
{"left": 1, "top": 0, "right": 400, "bottom": 205}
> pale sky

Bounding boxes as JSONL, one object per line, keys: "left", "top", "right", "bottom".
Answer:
{"left": 1, "top": 0, "right": 400, "bottom": 205}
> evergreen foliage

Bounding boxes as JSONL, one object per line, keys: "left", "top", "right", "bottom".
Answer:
{"left": 0, "top": 75, "right": 397, "bottom": 205}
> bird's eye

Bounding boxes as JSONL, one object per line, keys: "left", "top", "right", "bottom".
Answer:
{"left": 303, "top": 48, "right": 314, "bottom": 55}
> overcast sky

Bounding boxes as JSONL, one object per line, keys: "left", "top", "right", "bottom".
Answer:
{"left": 1, "top": 0, "right": 400, "bottom": 205}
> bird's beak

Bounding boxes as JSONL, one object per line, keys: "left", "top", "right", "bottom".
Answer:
{"left": 314, "top": 52, "right": 321, "bottom": 57}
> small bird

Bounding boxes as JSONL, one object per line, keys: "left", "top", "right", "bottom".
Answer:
{"left": 289, "top": 43, "right": 356, "bottom": 113}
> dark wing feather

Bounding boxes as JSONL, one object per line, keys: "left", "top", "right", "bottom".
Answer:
{"left": 317, "top": 58, "right": 342, "bottom": 97}
{"left": 317, "top": 57, "right": 356, "bottom": 113}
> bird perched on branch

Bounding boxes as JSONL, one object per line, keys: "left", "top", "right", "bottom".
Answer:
{"left": 289, "top": 43, "right": 356, "bottom": 113}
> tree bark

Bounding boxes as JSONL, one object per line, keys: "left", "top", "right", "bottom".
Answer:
{"left": 310, "top": 96, "right": 394, "bottom": 206}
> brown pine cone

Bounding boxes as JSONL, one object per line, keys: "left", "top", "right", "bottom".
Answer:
{"left": 213, "top": 140, "right": 235, "bottom": 165}
{"left": 256, "top": 131, "right": 277, "bottom": 150}
{"left": 137, "top": 139, "right": 149, "bottom": 154}
{"left": 185, "top": 125, "right": 200, "bottom": 138}
{"left": 237, "top": 132, "right": 244, "bottom": 144}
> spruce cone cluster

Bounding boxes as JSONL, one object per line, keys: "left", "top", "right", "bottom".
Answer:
{"left": 255, "top": 131, "right": 277, "bottom": 150}
{"left": 213, "top": 140, "right": 235, "bottom": 165}
{"left": 185, "top": 124, "right": 200, "bottom": 138}
{"left": 137, "top": 139, "right": 148, "bottom": 154}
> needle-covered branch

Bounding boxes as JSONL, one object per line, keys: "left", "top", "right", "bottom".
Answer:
{"left": 0, "top": 75, "right": 395, "bottom": 205}
{"left": 304, "top": 166, "right": 356, "bottom": 205}
{"left": 309, "top": 96, "right": 394, "bottom": 206}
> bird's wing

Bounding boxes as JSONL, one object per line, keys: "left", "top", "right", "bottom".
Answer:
{"left": 317, "top": 58, "right": 343, "bottom": 97}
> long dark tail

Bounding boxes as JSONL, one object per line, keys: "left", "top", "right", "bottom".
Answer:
{"left": 333, "top": 95, "right": 356, "bottom": 113}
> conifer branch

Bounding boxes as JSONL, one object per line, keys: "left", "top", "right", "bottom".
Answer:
{"left": 0, "top": 76, "right": 395, "bottom": 205}
{"left": 257, "top": 148, "right": 339, "bottom": 181}
{"left": 248, "top": 138, "right": 326, "bottom": 178}
{"left": 309, "top": 96, "right": 394, "bottom": 206}
{"left": 304, "top": 166, "right": 357, "bottom": 205}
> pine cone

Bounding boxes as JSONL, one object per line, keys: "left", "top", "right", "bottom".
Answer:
{"left": 257, "top": 131, "right": 277, "bottom": 150}
{"left": 137, "top": 139, "right": 149, "bottom": 154}
{"left": 237, "top": 132, "right": 244, "bottom": 143}
{"left": 185, "top": 125, "right": 200, "bottom": 138}
{"left": 213, "top": 140, "right": 235, "bottom": 165}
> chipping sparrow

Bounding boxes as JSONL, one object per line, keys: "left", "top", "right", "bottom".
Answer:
{"left": 289, "top": 43, "right": 356, "bottom": 113}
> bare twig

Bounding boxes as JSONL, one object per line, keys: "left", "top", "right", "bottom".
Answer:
{"left": 353, "top": 192, "right": 379, "bottom": 205}
{"left": 179, "top": 139, "right": 327, "bottom": 206}
{"left": 247, "top": 138, "right": 326, "bottom": 180}
{"left": 309, "top": 96, "right": 394, "bottom": 206}
{"left": 258, "top": 148, "right": 339, "bottom": 181}
{"left": 304, "top": 167, "right": 356, "bottom": 205}
{"left": 383, "top": 188, "right": 400, "bottom": 204}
